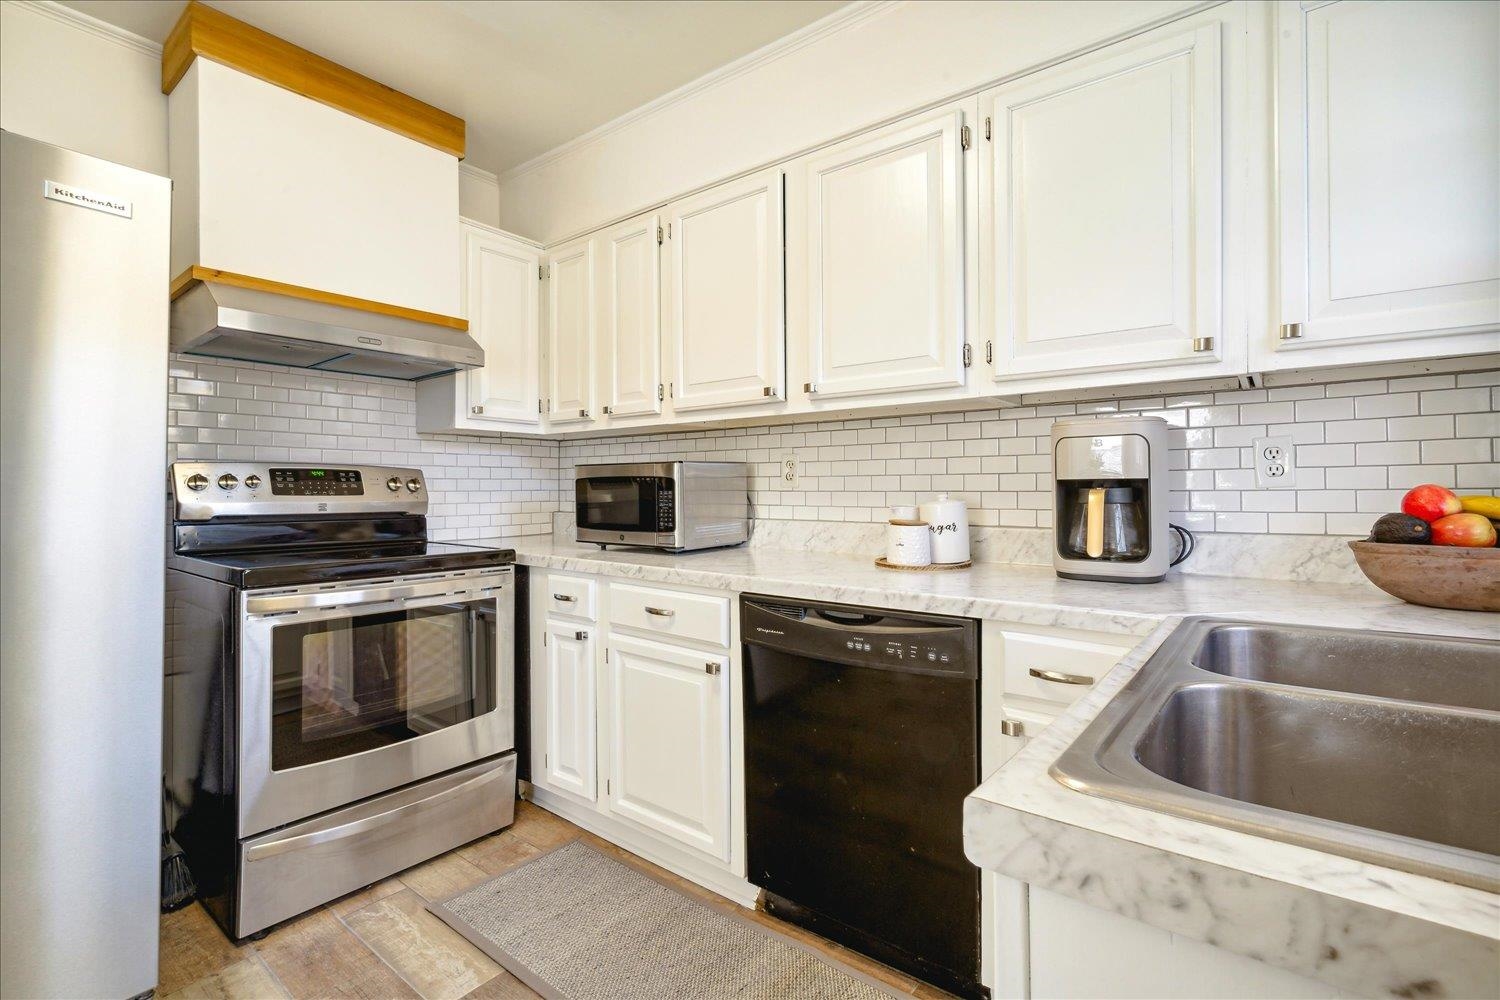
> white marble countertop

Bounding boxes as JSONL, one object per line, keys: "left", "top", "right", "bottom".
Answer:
{"left": 486, "top": 536, "right": 1495, "bottom": 640}
{"left": 470, "top": 535, "right": 1499, "bottom": 997}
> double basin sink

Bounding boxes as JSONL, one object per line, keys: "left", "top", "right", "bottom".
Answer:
{"left": 1052, "top": 618, "right": 1500, "bottom": 892}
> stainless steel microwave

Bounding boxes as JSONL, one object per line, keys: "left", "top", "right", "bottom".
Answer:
{"left": 575, "top": 461, "right": 750, "bottom": 551}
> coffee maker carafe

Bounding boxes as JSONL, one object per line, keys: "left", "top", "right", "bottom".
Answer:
{"left": 1051, "top": 416, "right": 1169, "bottom": 582}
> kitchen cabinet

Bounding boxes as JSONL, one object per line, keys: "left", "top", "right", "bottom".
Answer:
{"left": 800, "top": 105, "right": 968, "bottom": 400}
{"left": 980, "top": 15, "right": 1237, "bottom": 390}
{"left": 545, "top": 236, "right": 597, "bottom": 425}
{"left": 1027, "top": 887, "right": 1347, "bottom": 999}
{"left": 414, "top": 221, "right": 543, "bottom": 434}
{"left": 603, "top": 634, "right": 731, "bottom": 860}
{"left": 595, "top": 212, "right": 663, "bottom": 419}
{"left": 663, "top": 168, "right": 786, "bottom": 412}
{"left": 1264, "top": 0, "right": 1499, "bottom": 369}
{"left": 536, "top": 618, "right": 597, "bottom": 803}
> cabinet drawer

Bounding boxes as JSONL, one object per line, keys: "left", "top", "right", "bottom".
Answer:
{"left": 1001, "top": 631, "right": 1128, "bottom": 708}
{"left": 609, "top": 582, "right": 730, "bottom": 648}
{"left": 545, "top": 574, "right": 597, "bottom": 620}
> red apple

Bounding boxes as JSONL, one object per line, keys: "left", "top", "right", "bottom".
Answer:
{"left": 1401, "top": 484, "right": 1462, "bottom": 523}
{"left": 1430, "top": 512, "right": 1498, "bottom": 547}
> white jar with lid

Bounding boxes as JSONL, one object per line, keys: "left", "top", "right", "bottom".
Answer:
{"left": 919, "top": 494, "right": 970, "bottom": 564}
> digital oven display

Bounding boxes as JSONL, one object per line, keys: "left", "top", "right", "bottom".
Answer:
{"left": 269, "top": 468, "right": 363, "bottom": 496}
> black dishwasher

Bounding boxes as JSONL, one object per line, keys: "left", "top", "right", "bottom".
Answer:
{"left": 741, "top": 595, "right": 984, "bottom": 999}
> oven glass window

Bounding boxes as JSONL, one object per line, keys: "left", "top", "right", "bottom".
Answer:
{"left": 577, "top": 476, "right": 663, "bottom": 532}
{"left": 270, "top": 599, "right": 495, "bottom": 770}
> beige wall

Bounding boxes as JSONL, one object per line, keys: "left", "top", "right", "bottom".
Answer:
{"left": 0, "top": 1, "right": 166, "bottom": 175}
{"left": 495, "top": 0, "right": 1204, "bottom": 243}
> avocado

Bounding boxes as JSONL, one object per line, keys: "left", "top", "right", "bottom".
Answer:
{"left": 1370, "top": 512, "right": 1432, "bottom": 544}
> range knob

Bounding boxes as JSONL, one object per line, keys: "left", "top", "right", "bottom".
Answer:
{"left": 217, "top": 473, "right": 238, "bottom": 491}
{"left": 185, "top": 473, "right": 209, "bottom": 492}
{"left": 405, "top": 478, "right": 422, "bottom": 493}
{"left": 386, "top": 476, "right": 402, "bottom": 492}
{"left": 243, "top": 474, "right": 262, "bottom": 490}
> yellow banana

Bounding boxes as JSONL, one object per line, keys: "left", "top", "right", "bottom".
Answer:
{"left": 1459, "top": 495, "right": 1500, "bottom": 519}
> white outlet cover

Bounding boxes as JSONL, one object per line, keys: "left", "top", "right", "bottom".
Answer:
{"left": 1253, "top": 436, "right": 1296, "bottom": 489}
{"left": 778, "top": 452, "right": 799, "bottom": 490}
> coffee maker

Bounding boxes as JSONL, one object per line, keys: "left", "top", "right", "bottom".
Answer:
{"left": 1051, "top": 415, "right": 1170, "bottom": 583}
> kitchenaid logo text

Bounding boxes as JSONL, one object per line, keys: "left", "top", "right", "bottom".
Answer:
{"left": 43, "top": 180, "right": 132, "bottom": 219}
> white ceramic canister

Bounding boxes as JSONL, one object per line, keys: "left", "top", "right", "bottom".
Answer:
{"left": 890, "top": 504, "right": 918, "bottom": 521}
{"left": 885, "top": 520, "right": 932, "bottom": 566}
{"left": 919, "top": 493, "right": 970, "bottom": 563}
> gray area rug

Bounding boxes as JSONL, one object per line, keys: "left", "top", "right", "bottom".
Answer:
{"left": 427, "top": 839, "right": 902, "bottom": 1000}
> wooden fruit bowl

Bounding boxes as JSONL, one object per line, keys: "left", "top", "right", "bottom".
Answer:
{"left": 1348, "top": 541, "right": 1500, "bottom": 612}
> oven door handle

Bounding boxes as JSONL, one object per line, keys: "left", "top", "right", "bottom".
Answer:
{"left": 245, "top": 572, "right": 510, "bottom": 616}
{"left": 242, "top": 762, "right": 512, "bottom": 862}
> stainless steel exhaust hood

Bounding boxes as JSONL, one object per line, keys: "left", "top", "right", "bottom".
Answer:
{"left": 170, "top": 280, "right": 484, "bottom": 380}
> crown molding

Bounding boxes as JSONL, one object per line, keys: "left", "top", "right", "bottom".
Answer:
{"left": 459, "top": 161, "right": 499, "bottom": 185}
{"left": 6, "top": 0, "right": 162, "bottom": 58}
{"left": 495, "top": 0, "right": 899, "bottom": 185}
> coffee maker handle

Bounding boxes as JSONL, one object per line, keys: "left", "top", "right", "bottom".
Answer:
{"left": 1085, "top": 487, "right": 1105, "bottom": 559}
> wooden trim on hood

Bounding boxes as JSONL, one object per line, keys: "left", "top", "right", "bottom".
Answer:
{"left": 170, "top": 265, "right": 469, "bottom": 332}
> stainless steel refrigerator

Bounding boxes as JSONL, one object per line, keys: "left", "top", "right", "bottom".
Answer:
{"left": 1, "top": 131, "right": 169, "bottom": 998}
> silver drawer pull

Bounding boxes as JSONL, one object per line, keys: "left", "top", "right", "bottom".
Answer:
{"left": 644, "top": 606, "right": 675, "bottom": 617}
{"left": 553, "top": 593, "right": 576, "bottom": 602}
{"left": 705, "top": 662, "right": 721, "bottom": 675}
{"left": 574, "top": 630, "right": 588, "bottom": 641}
{"left": 1029, "top": 667, "right": 1094, "bottom": 686}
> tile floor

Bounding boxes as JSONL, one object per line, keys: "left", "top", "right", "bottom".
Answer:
{"left": 159, "top": 799, "right": 951, "bottom": 999}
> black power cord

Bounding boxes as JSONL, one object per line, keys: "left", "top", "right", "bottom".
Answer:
{"left": 1169, "top": 523, "right": 1195, "bottom": 567}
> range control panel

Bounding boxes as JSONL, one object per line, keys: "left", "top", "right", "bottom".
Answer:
{"left": 171, "top": 462, "right": 427, "bottom": 522}
{"left": 270, "top": 468, "right": 363, "bottom": 496}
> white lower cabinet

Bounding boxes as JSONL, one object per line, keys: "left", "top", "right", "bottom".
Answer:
{"left": 527, "top": 570, "right": 748, "bottom": 899}
{"left": 603, "top": 634, "right": 730, "bottom": 860}
{"left": 536, "top": 618, "right": 597, "bottom": 803}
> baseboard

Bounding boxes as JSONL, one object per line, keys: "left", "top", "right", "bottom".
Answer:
{"left": 525, "top": 785, "right": 759, "bottom": 909}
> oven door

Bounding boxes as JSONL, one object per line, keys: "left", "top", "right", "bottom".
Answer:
{"left": 575, "top": 471, "right": 677, "bottom": 547}
{"left": 238, "top": 568, "right": 514, "bottom": 836}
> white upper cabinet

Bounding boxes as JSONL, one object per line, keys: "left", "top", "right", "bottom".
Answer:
{"left": 664, "top": 169, "right": 786, "bottom": 411}
{"left": 596, "top": 213, "right": 663, "bottom": 418}
{"left": 545, "top": 237, "right": 597, "bottom": 424}
{"left": 537, "top": 620, "right": 598, "bottom": 804}
{"left": 603, "top": 634, "right": 730, "bottom": 861}
{"left": 982, "top": 19, "right": 1228, "bottom": 387}
{"left": 1267, "top": 0, "right": 1499, "bottom": 367}
{"left": 464, "top": 224, "right": 541, "bottom": 424}
{"left": 801, "top": 106, "right": 967, "bottom": 399}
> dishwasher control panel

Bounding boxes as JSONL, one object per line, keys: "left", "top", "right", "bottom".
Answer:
{"left": 742, "top": 595, "right": 978, "bottom": 677}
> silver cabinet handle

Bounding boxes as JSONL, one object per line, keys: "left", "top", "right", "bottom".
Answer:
{"left": 574, "top": 630, "right": 588, "bottom": 641}
{"left": 1000, "top": 719, "right": 1026, "bottom": 737}
{"left": 552, "top": 593, "right": 576, "bottom": 602}
{"left": 1029, "top": 667, "right": 1094, "bottom": 686}
{"left": 705, "top": 662, "right": 721, "bottom": 675}
{"left": 644, "top": 606, "right": 675, "bottom": 617}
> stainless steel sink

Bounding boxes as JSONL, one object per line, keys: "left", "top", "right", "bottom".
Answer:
{"left": 1052, "top": 618, "right": 1500, "bottom": 891}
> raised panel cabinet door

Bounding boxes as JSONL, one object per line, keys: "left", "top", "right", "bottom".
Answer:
{"left": 985, "top": 22, "right": 1224, "bottom": 381}
{"left": 805, "top": 107, "right": 966, "bottom": 399}
{"left": 597, "top": 213, "right": 662, "bottom": 418}
{"left": 539, "top": 619, "right": 597, "bottom": 803}
{"left": 1274, "top": 0, "right": 1499, "bottom": 358}
{"left": 546, "top": 238, "right": 596, "bottom": 424}
{"left": 463, "top": 225, "right": 541, "bottom": 424}
{"left": 664, "top": 169, "right": 785, "bottom": 411}
{"left": 604, "top": 634, "right": 730, "bottom": 860}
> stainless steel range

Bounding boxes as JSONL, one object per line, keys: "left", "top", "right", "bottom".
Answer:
{"left": 164, "top": 462, "right": 516, "bottom": 939}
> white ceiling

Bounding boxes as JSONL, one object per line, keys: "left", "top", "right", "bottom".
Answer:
{"left": 58, "top": 0, "right": 847, "bottom": 176}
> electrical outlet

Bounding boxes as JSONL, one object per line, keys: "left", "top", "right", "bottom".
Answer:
{"left": 778, "top": 452, "right": 799, "bottom": 490}
{"left": 1253, "top": 436, "right": 1296, "bottom": 488}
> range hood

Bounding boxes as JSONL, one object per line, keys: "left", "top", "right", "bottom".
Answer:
{"left": 170, "top": 279, "right": 483, "bottom": 380}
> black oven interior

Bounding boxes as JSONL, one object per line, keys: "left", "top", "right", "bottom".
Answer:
{"left": 269, "top": 599, "right": 496, "bottom": 770}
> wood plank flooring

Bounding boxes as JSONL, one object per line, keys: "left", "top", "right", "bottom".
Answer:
{"left": 160, "top": 799, "right": 953, "bottom": 999}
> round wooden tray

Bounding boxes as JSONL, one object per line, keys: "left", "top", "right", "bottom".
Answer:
{"left": 874, "top": 557, "right": 972, "bottom": 571}
{"left": 1348, "top": 540, "right": 1499, "bottom": 612}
